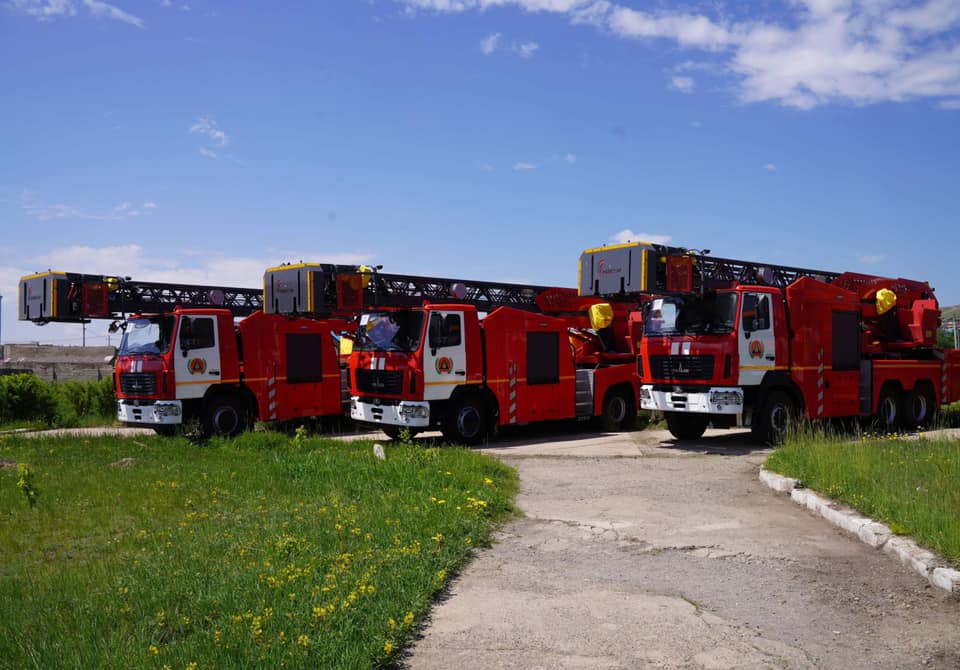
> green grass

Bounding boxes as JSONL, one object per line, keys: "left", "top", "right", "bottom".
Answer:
{"left": 766, "top": 426, "right": 960, "bottom": 567}
{"left": 0, "top": 431, "right": 518, "bottom": 669}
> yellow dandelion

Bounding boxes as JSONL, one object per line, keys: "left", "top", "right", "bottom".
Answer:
{"left": 185, "top": 663, "right": 198, "bottom": 670}
{"left": 148, "top": 645, "right": 159, "bottom": 656}
{"left": 297, "top": 634, "right": 309, "bottom": 649}
{"left": 384, "top": 641, "right": 394, "bottom": 655}
{"left": 403, "top": 611, "right": 414, "bottom": 626}
{"left": 387, "top": 618, "right": 397, "bottom": 631}
{"left": 484, "top": 477, "right": 493, "bottom": 485}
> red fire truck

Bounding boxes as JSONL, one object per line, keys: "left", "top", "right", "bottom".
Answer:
{"left": 579, "top": 242, "right": 960, "bottom": 443}
{"left": 19, "top": 268, "right": 357, "bottom": 436}
{"left": 347, "top": 282, "right": 642, "bottom": 444}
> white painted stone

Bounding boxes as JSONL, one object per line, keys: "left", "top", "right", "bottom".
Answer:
{"left": 930, "top": 568, "right": 960, "bottom": 594}
{"left": 882, "top": 536, "right": 936, "bottom": 579}
{"left": 857, "top": 522, "right": 892, "bottom": 549}
{"left": 790, "top": 488, "right": 809, "bottom": 506}
{"left": 759, "top": 469, "right": 797, "bottom": 493}
{"left": 803, "top": 492, "right": 829, "bottom": 515}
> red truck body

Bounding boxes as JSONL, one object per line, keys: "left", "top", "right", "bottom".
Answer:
{"left": 115, "top": 307, "right": 351, "bottom": 435}
{"left": 349, "top": 293, "right": 641, "bottom": 443}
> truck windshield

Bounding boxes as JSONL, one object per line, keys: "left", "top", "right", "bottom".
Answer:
{"left": 355, "top": 311, "right": 425, "bottom": 352}
{"left": 118, "top": 316, "right": 175, "bottom": 355}
{"left": 644, "top": 292, "right": 738, "bottom": 336}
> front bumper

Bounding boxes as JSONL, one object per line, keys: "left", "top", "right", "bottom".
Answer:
{"left": 117, "top": 399, "right": 183, "bottom": 426}
{"left": 350, "top": 398, "right": 431, "bottom": 428}
{"left": 640, "top": 385, "right": 743, "bottom": 414}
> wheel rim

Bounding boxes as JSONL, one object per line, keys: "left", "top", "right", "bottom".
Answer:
{"left": 608, "top": 396, "right": 627, "bottom": 423}
{"left": 770, "top": 402, "right": 790, "bottom": 439}
{"left": 456, "top": 406, "right": 481, "bottom": 439}
{"left": 910, "top": 394, "right": 929, "bottom": 424}
{"left": 880, "top": 396, "right": 897, "bottom": 427}
{"left": 212, "top": 405, "right": 240, "bottom": 435}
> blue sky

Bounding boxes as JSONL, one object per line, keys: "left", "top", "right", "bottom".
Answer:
{"left": 2, "top": 0, "right": 959, "bottom": 346}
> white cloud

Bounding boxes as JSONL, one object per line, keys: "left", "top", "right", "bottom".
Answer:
{"left": 564, "top": 152, "right": 576, "bottom": 163}
{"left": 859, "top": 254, "right": 885, "bottom": 264}
{"left": 670, "top": 75, "right": 695, "bottom": 93}
{"left": 83, "top": 0, "right": 143, "bottom": 27}
{"left": 514, "top": 41, "right": 539, "bottom": 57}
{"left": 939, "top": 98, "right": 960, "bottom": 109}
{"left": 190, "top": 116, "right": 229, "bottom": 147}
{"left": 21, "top": 190, "right": 157, "bottom": 221}
{"left": 512, "top": 161, "right": 539, "bottom": 170}
{"left": 763, "top": 163, "right": 777, "bottom": 172}
{"left": 610, "top": 229, "right": 672, "bottom": 245}
{"left": 396, "top": 0, "right": 960, "bottom": 109}
{"left": 199, "top": 147, "right": 218, "bottom": 159}
{"left": 142, "top": 201, "right": 158, "bottom": 209}
{"left": 481, "top": 32, "right": 501, "bottom": 54}
{"left": 11, "top": 0, "right": 144, "bottom": 27}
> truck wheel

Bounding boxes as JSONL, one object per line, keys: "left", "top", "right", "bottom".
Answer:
{"left": 665, "top": 412, "right": 710, "bottom": 441}
{"left": 753, "top": 390, "right": 795, "bottom": 445}
{"left": 904, "top": 385, "right": 935, "bottom": 429}
{"left": 382, "top": 426, "right": 419, "bottom": 441}
{"left": 874, "top": 386, "right": 901, "bottom": 433}
{"left": 442, "top": 396, "right": 487, "bottom": 446}
{"left": 600, "top": 388, "right": 634, "bottom": 432}
{"left": 203, "top": 395, "right": 247, "bottom": 438}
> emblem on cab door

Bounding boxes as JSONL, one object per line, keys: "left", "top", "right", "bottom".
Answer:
{"left": 749, "top": 340, "right": 764, "bottom": 359}
{"left": 188, "top": 357, "right": 207, "bottom": 374}
{"left": 435, "top": 356, "right": 453, "bottom": 374}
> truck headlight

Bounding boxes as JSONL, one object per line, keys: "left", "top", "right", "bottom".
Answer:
{"left": 399, "top": 405, "right": 428, "bottom": 419}
{"left": 710, "top": 390, "right": 742, "bottom": 406}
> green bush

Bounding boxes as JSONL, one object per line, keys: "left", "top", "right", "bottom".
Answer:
{"left": 0, "top": 374, "right": 58, "bottom": 426}
{"left": 0, "top": 374, "right": 116, "bottom": 429}
{"left": 941, "top": 402, "right": 960, "bottom": 428}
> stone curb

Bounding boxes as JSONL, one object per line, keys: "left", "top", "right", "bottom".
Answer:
{"left": 759, "top": 468, "right": 960, "bottom": 595}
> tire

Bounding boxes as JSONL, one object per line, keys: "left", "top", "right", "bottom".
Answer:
{"left": 442, "top": 395, "right": 488, "bottom": 446}
{"left": 599, "top": 388, "right": 634, "bottom": 432}
{"left": 752, "top": 390, "right": 796, "bottom": 445}
{"left": 665, "top": 412, "right": 710, "bottom": 441}
{"left": 203, "top": 395, "right": 247, "bottom": 438}
{"left": 153, "top": 425, "right": 179, "bottom": 437}
{"left": 874, "top": 385, "right": 901, "bottom": 433}
{"left": 903, "top": 384, "right": 935, "bottom": 429}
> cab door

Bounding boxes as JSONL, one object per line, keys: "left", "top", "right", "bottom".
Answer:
{"left": 174, "top": 315, "right": 222, "bottom": 399}
{"left": 423, "top": 310, "right": 467, "bottom": 401}
{"left": 738, "top": 292, "right": 776, "bottom": 387}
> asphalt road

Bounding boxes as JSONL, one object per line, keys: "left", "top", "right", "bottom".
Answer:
{"left": 405, "top": 426, "right": 960, "bottom": 670}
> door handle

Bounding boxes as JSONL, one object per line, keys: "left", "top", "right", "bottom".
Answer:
{"left": 455, "top": 370, "right": 466, "bottom": 376}
{"left": 209, "top": 370, "right": 221, "bottom": 376}
{"left": 765, "top": 356, "right": 775, "bottom": 361}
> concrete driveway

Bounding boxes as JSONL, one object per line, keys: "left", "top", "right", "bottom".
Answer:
{"left": 406, "top": 426, "right": 960, "bottom": 670}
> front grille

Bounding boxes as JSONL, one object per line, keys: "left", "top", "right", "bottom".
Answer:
{"left": 355, "top": 369, "right": 403, "bottom": 395}
{"left": 119, "top": 372, "right": 156, "bottom": 395}
{"left": 649, "top": 355, "right": 714, "bottom": 381}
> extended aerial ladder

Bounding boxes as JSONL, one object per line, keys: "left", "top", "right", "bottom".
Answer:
{"left": 578, "top": 241, "right": 840, "bottom": 298}
{"left": 262, "top": 262, "right": 560, "bottom": 317}
{"left": 19, "top": 271, "right": 263, "bottom": 323}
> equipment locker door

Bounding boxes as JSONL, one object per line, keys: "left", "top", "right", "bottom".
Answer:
{"left": 423, "top": 311, "right": 467, "bottom": 401}
{"left": 738, "top": 292, "right": 776, "bottom": 387}
{"left": 174, "top": 315, "right": 222, "bottom": 399}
